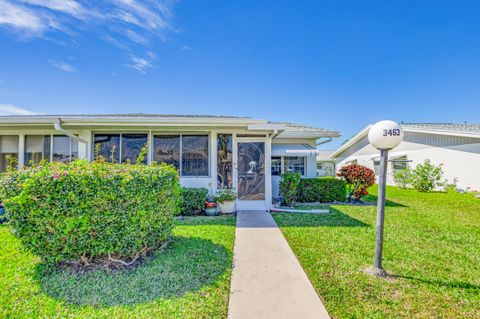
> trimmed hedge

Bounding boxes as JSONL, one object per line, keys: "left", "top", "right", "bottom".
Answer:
{"left": 0, "top": 160, "right": 181, "bottom": 265}
{"left": 295, "top": 177, "right": 346, "bottom": 203}
{"left": 180, "top": 187, "right": 208, "bottom": 215}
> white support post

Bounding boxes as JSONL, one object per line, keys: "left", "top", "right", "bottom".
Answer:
{"left": 18, "top": 133, "right": 25, "bottom": 169}
{"left": 265, "top": 136, "right": 272, "bottom": 211}
{"left": 210, "top": 131, "right": 217, "bottom": 195}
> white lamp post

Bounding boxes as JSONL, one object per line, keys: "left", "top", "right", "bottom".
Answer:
{"left": 367, "top": 120, "right": 403, "bottom": 276}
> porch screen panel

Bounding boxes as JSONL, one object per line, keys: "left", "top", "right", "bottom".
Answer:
{"left": 52, "top": 136, "right": 71, "bottom": 163}
{"left": 182, "top": 135, "right": 209, "bottom": 176}
{"left": 217, "top": 134, "right": 233, "bottom": 188}
{"left": 153, "top": 135, "right": 180, "bottom": 170}
{"left": 121, "top": 134, "right": 148, "bottom": 164}
{"left": 237, "top": 142, "right": 265, "bottom": 200}
{"left": 94, "top": 134, "right": 120, "bottom": 162}
{"left": 25, "top": 135, "right": 50, "bottom": 165}
{"left": 0, "top": 135, "right": 19, "bottom": 172}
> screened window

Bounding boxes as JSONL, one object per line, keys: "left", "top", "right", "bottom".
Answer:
{"left": 217, "top": 134, "right": 233, "bottom": 188}
{"left": 284, "top": 156, "right": 305, "bottom": 176}
{"left": 271, "top": 157, "right": 282, "bottom": 176}
{"left": 154, "top": 135, "right": 180, "bottom": 169}
{"left": 0, "top": 135, "right": 19, "bottom": 172}
{"left": 25, "top": 135, "right": 50, "bottom": 165}
{"left": 121, "top": 134, "right": 148, "bottom": 164}
{"left": 182, "top": 135, "right": 209, "bottom": 176}
{"left": 94, "top": 134, "right": 147, "bottom": 164}
{"left": 392, "top": 156, "right": 408, "bottom": 171}
{"left": 94, "top": 134, "right": 120, "bottom": 162}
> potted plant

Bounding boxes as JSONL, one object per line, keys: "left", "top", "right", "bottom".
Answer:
{"left": 204, "top": 196, "right": 218, "bottom": 216}
{"left": 215, "top": 189, "right": 236, "bottom": 214}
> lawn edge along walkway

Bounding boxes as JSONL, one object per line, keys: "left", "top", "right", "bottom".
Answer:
{"left": 228, "top": 211, "right": 330, "bottom": 319}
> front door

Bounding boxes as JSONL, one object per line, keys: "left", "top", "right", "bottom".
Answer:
{"left": 236, "top": 141, "right": 266, "bottom": 211}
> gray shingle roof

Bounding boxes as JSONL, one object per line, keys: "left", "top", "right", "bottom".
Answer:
{"left": 401, "top": 123, "right": 480, "bottom": 135}
{"left": 0, "top": 113, "right": 251, "bottom": 119}
{"left": 271, "top": 122, "right": 341, "bottom": 136}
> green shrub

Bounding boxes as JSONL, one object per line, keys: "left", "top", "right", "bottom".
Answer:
{"left": 393, "top": 167, "right": 413, "bottom": 189}
{"left": 411, "top": 159, "right": 444, "bottom": 192}
{"left": 214, "top": 188, "right": 236, "bottom": 203}
{"left": 0, "top": 160, "right": 181, "bottom": 265}
{"left": 180, "top": 187, "right": 208, "bottom": 215}
{"left": 296, "top": 177, "right": 346, "bottom": 203}
{"left": 280, "top": 172, "right": 301, "bottom": 206}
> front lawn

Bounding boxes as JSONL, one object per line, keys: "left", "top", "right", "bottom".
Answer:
{"left": 0, "top": 216, "right": 235, "bottom": 319}
{"left": 273, "top": 186, "right": 480, "bottom": 318}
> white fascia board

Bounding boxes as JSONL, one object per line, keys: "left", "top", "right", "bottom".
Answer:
{"left": 0, "top": 116, "right": 268, "bottom": 127}
{"left": 402, "top": 128, "right": 480, "bottom": 139}
{"left": 329, "top": 125, "right": 372, "bottom": 159}
{"left": 247, "top": 123, "right": 287, "bottom": 131}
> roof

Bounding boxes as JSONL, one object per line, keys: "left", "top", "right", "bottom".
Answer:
{"left": 0, "top": 113, "right": 341, "bottom": 139}
{"left": 273, "top": 122, "right": 341, "bottom": 139}
{"left": 0, "top": 113, "right": 251, "bottom": 119}
{"left": 330, "top": 122, "right": 480, "bottom": 158}
{"left": 400, "top": 123, "right": 480, "bottom": 136}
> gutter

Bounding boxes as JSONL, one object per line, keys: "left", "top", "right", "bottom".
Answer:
{"left": 54, "top": 118, "right": 88, "bottom": 143}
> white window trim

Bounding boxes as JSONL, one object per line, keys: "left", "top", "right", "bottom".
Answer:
{"left": 24, "top": 134, "right": 77, "bottom": 164}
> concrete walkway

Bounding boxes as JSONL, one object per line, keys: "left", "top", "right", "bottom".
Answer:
{"left": 228, "top": 211, "right": 330, "bottom": 319}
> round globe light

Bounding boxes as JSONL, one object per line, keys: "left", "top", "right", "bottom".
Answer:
{"left": 368, "top": 120, "right": 404, "bottom": 150}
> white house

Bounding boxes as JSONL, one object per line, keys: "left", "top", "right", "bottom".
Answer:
{"left": 330, "top": 123, "right": 480, "bottom": 191}
{"left": 0, "top": 113, "right": 340, "bottom": 211}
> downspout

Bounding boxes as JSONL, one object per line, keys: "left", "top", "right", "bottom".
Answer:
{"left": 54, "top": 118, "right": 88, "bottom": 143}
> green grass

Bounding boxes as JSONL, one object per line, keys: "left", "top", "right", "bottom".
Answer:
{"left": 0, "top": 216, "right": 235, "bottom": 319}
{"left": 291, "top": 204, "right": 331, "bottom": 211}
{"left": 273, "top": 186, "right": 480, "bottom": 319}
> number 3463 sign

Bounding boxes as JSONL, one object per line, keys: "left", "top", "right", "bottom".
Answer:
{"left": 368, "top": 120, "right": 404, "bottom": 150}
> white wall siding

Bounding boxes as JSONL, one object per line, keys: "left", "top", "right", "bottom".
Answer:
{"left": 335, "top": 134, "right": 480, "bottom": 191}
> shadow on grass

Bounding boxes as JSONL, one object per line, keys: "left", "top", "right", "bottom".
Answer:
{"left": 176, "top": 215, "right": 236, "bottom": 227}
{"left": 36, "top": 236, "right": 229, "bottom": 307}
{"left": 363, "top": 195, "right": 408, "bottom": 207}
{"left": 273, "top": 207, "right": 369, "bottom": 228}
{"left": 393, "top": 274, "right": 480, "bottom": 290}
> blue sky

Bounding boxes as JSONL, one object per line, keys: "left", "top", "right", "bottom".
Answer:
{"left": 0, "top": 1, "right": 479, "bottom": 149}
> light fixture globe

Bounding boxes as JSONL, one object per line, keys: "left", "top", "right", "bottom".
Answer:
{"left": 368, "top": 120, "right": 404, "bottom": 150}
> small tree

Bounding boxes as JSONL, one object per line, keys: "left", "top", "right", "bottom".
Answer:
{"left": 337, "top": 164, "right": 375, "bottom": 201}
{"left": 393, "top": 167, "right": 413, "bottom": 189}
{"left": 279, "top": 172, "right": 301, "bottom": 206}
{"left": 411, "top": 159, "right": 444, "bottom": 192}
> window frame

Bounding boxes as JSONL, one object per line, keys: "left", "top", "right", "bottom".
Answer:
{"left": 24, "top": 134, "right": 77, "bottom": 165}
{"left": 271, "top": 155, "right": 307, "bottom": 177}
{"left": 152, "top": 133, "right": 210, "bottom": 178}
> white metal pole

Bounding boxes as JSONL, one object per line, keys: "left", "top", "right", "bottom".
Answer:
{"left": 374, "top": 149, "right": 388, "bottom": 271}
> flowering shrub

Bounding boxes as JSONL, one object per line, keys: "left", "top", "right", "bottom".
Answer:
{"left": 337, "top": 164, "right": 375, "bottom": 201}
{"left": 411, "top": 159, "right": 444, "bottom": 192}
{"left": 0, "top": 160, "right": 181, "bottom": 266}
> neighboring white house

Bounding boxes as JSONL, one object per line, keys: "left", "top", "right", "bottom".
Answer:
{"left": 0, "top": 114, "right": 340, "bottom": 211}
{"left": 316, "top": 150, "right": 336, "bottom": 177}
{"left": 330, "top": 123, "right": 480, "bottom": 191}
